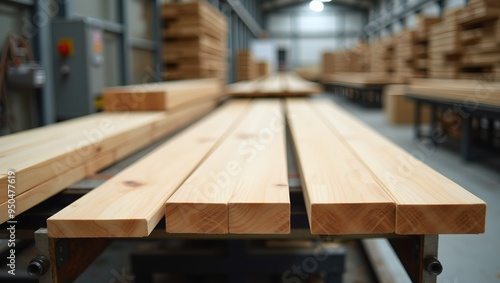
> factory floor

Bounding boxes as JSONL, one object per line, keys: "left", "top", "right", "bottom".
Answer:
{"left": 327, "top": 93, "right": 500, "bottom": 283}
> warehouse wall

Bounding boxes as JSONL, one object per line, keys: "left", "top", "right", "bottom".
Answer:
{"left": 264, "top": 3, "right": 367, "bottom": 68}
{"left": 73, "top": 0, "right": 155, "bottom": 85}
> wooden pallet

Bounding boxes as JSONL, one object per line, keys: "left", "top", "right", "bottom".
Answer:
{"left": 47, "top": 98, "right": 486, "bottom": 237}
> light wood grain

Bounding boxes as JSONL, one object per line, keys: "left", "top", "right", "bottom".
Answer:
{"left": 313, "top": 100, "right": 486, "bottom": 234}
{"left": 166, "top": 100, "right": 290, "bottom": 234}
{"left": 0, "top": 101, "right": 216, "bottom": 224}
{"left": 47, "top": 100, "right": 250, "bottom": 237}
{"left": 409, "top": 78, "right": 500, "bottom": 107}
{"left": 226, "top": 72, "right": 322, "bottom": 97}
{"left": 322, "top": 72, "right": 405, "bottom": 87}
{"left": 103, "top": 79, "right": 221, "bottom": 111}
{"left": 286, "top": 99, "right": 395, "bottom": 235}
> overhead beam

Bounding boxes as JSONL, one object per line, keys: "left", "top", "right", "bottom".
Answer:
{"left": 366, "top": 0, "right": 436, "bottom": 35}
{"left": 225, "top": 0, "right": 262, "bottom": 37}
{"left": 262, "top": 0, "right": 372, "bottom": 11}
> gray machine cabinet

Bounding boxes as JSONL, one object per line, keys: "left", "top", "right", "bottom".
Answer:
{"left": 52, "top": 19, "right": 105, "bottom": 121}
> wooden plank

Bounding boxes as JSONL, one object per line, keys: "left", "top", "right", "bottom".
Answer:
{"left": 47, "top": 100, "right": 250, "bottom": 237}
{"left": 322, "top": 72, "right": 405, "bottom": 87}
{"left": 286, "top": 99, "right": 395, "bottom": 235}
{"left": 409, "top": 78, "right": 500, "bottom": 107}
{"left": 0, "top": 101, "right": 217, "bottom": 224}
{"left": 0, "top": 113, "right": 165, "bottom": 205}
{"left": 313, "top": 100, "right": 486, "bottom": 234}
{"left": 283, "top": 72, "right": 323, "bottom": 95}
{"left": 166, "top": 99, "right": 290, "bottom": 234}
{"left": 227, "top": 72, "right": 322, "bottom": 97}
{"left": 258, "top": 73, "right": 285, "bottom": 95}
{"left": 103, "top": 79, "right": 221, "bottom": 111}
{"left": 225, "top": 79, "right": 261, "bottom": 96}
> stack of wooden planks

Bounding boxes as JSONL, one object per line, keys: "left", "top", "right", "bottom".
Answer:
{"left": 395, "top": 17, "right": 441, "bottom": 79}
{"left": 428, "top": 9, "right": 462, "bottom": 79}
{"left": 47, "top": 98, "right": 486, "bottom": 237}
{"left": 256, "top": 61, "right": 270, "bottom": 77}
{"left": 370, "top": 37, "right": 395, "bottom": 74}
{"left": 236, "top": 50, "right": 257, "bottom": 81}
{"left": 0, "top": 79, "right": 221, "bottom": 224}
{"left": 322, "top": 44, "right": 368, "bottom": 75}
{"left": 162, "top": 1, "right": 227, "bottom": 81}
{"left": 102, "top": 78, "right": 221, "bottom": 111}
{"left": 226, "top": 72, "right": 323, "bottom": 97}
{"left": 456, "top": 0, "right": 500, "bottom": 80}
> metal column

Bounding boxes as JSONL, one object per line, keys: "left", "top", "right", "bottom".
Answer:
{"left": 33, "top": 0, "right": 55, "bottom": 125}
{"left": 118, "top": 0, "right": 131, "bottom": 85}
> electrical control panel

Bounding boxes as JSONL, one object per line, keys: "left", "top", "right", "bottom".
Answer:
{"left": 52, "top": 19, "right": 105, "bottom": 120}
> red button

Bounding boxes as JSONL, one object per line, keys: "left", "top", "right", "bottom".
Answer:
{"left": 58, "top": 42, "right": 70, "bottom": 56}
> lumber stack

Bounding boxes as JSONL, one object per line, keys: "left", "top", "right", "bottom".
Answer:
{"left": 48, "top": 99, "right": 291, "bottom": 236}
{"left": 429, "top": 9, "right": 463, "bottom": 79}
{"left": 256, "top": 61, "right": 270, "bottom": 77}
{"left": 0, "top": 103, "right": 216, "bottom": 224}
{"left": 237, "top": 51, "right": 257, "bottom": 81}
{"left": 456, "top": 0, "right": 500, "bottom": 80}
{"left": 47, "top": 98, "right": 486, "bottom": 237}
{"left": 102, "top": 78, "right": 221, "bottom": 111}
{"left": 370, "top": 37, "right": 395, "bottom": 74}
{"left": 226, "top": 72, "right": 323, "bottom": 97}
{"left": 162, "top": 1, "right": 227, "bottom": 81}
{"left": 322, "top": 45, "right": 368, "bottom": 75}
{"left": 395, "top": 17, "right": 441, "bottom": 79}
{"left": 0, "top": 79, "right": 223, "bottom": 223}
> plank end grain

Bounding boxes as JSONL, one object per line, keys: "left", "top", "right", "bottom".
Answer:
{"left": 310, "top": 202, "right": 395, "bottom": 235}
{"left": 166, "top": 203, "right": 227, "bottom": 234}
{"left": 228, "top": 202, "right": 290, "bottom": 234}
{"left": 47, "top": 218, "right": 149, "bottom": 238}
{"left": 396, "top": 203, "right": 487, "bottom": 235}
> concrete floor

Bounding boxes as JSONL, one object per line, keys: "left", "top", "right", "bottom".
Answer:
{"left": 327, "top": 93, "right": 500, "bottom": 283}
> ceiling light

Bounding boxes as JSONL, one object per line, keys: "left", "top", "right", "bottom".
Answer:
{"left": 309, "top": 0, "right": 324, "bottom": 12}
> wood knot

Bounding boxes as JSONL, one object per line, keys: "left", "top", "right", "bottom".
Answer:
{"left": 275, "top": 184, "right": 288, "bottom": 187}
{"left": 123, "top": 180, "right": 143, "bottom": 187}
